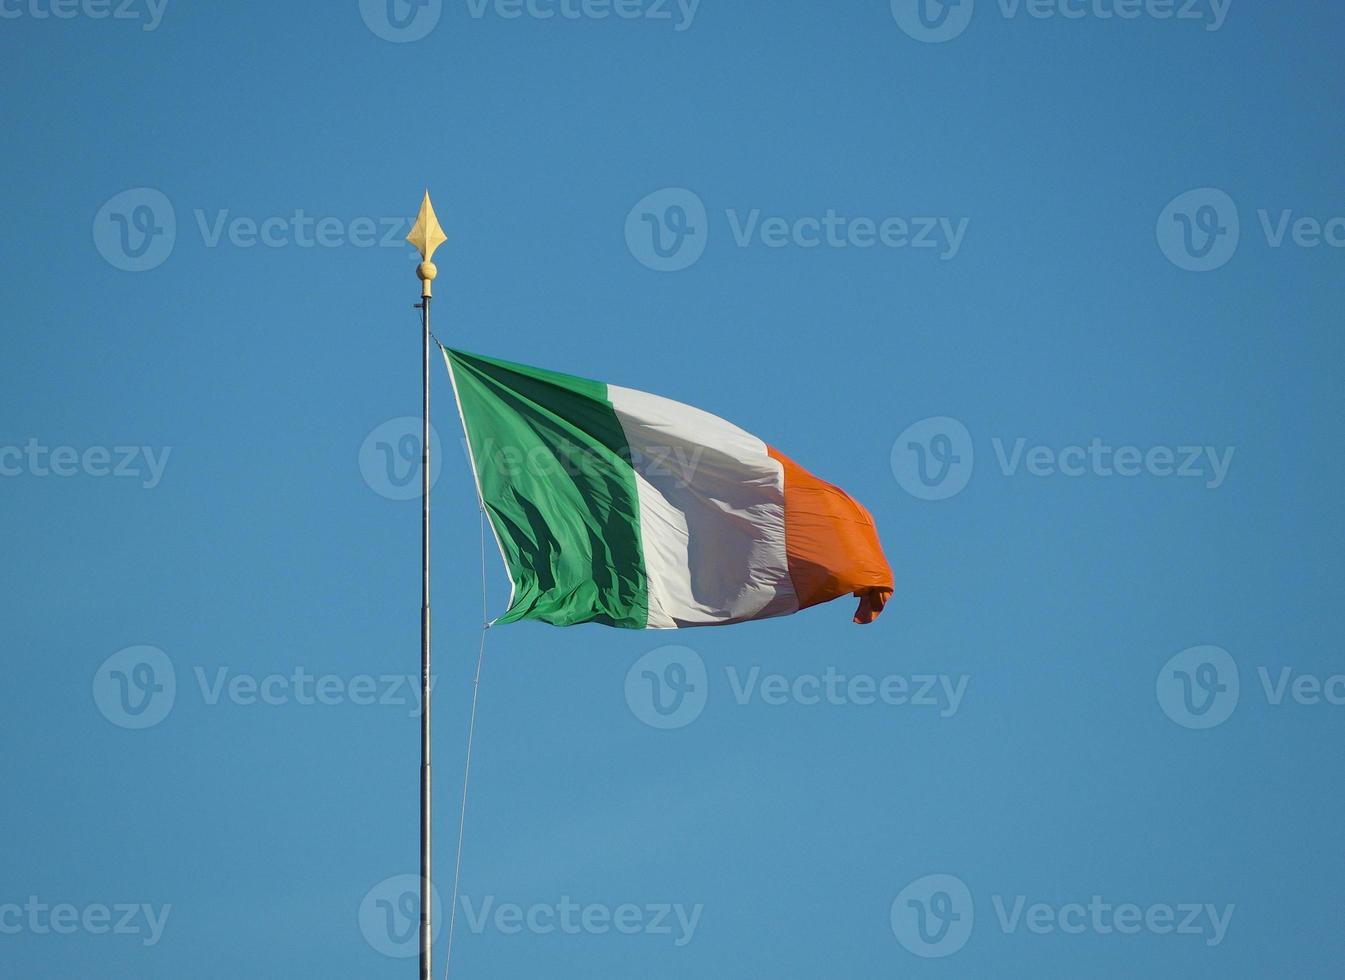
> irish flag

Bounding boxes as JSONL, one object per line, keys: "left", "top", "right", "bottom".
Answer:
{"left": 443, "top": 348, "right": 894, "bottom": 630}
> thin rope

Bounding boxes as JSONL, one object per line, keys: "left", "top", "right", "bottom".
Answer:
{"left": 443, "top": 503, "right": 491, "bottom": 980}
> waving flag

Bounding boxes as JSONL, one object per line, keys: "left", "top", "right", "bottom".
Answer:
{"left": 444, "top": 348, "right": 893, "bottom": 629}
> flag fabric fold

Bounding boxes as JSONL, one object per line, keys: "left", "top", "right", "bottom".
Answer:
{"left": 443, "top": 347, "right": 893, "bottom": 629}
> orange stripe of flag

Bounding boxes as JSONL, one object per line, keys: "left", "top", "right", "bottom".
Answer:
{"left": 767, "top": 447, "right": 894, "bottom": 624}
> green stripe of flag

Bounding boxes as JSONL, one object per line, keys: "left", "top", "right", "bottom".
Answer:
{"left": 444, "top": 348, "right": 649, "bottom": 629}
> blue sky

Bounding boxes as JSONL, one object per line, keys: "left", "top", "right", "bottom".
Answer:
{"left": 3, "top": 1, "right": 1343, "bottom": 976}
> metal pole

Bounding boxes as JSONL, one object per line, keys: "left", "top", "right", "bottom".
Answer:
{"left": 406, "top": 192, "right": 444, "bottom": 980}
{"left": 419, "top": 289, "right": 432, "bottom": 980}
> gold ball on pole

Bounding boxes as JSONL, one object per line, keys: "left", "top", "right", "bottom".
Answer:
{"left": 417, "top": 260, "right": 438, "bottom": 298}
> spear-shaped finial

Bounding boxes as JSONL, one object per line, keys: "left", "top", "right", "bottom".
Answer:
{"left": 407, "top": 190, "right": 447, "bottom": 298}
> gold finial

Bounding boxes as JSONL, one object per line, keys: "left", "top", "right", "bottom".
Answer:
{"left": 407, "top": 190, "right": 447, "bottom": 298}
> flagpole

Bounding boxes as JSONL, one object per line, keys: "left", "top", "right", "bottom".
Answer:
{"left": 407, "top": 192, "right": 446, "bottom": 980}
{"left": 418, "top": 280, "right": 432, "bottom": 980}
